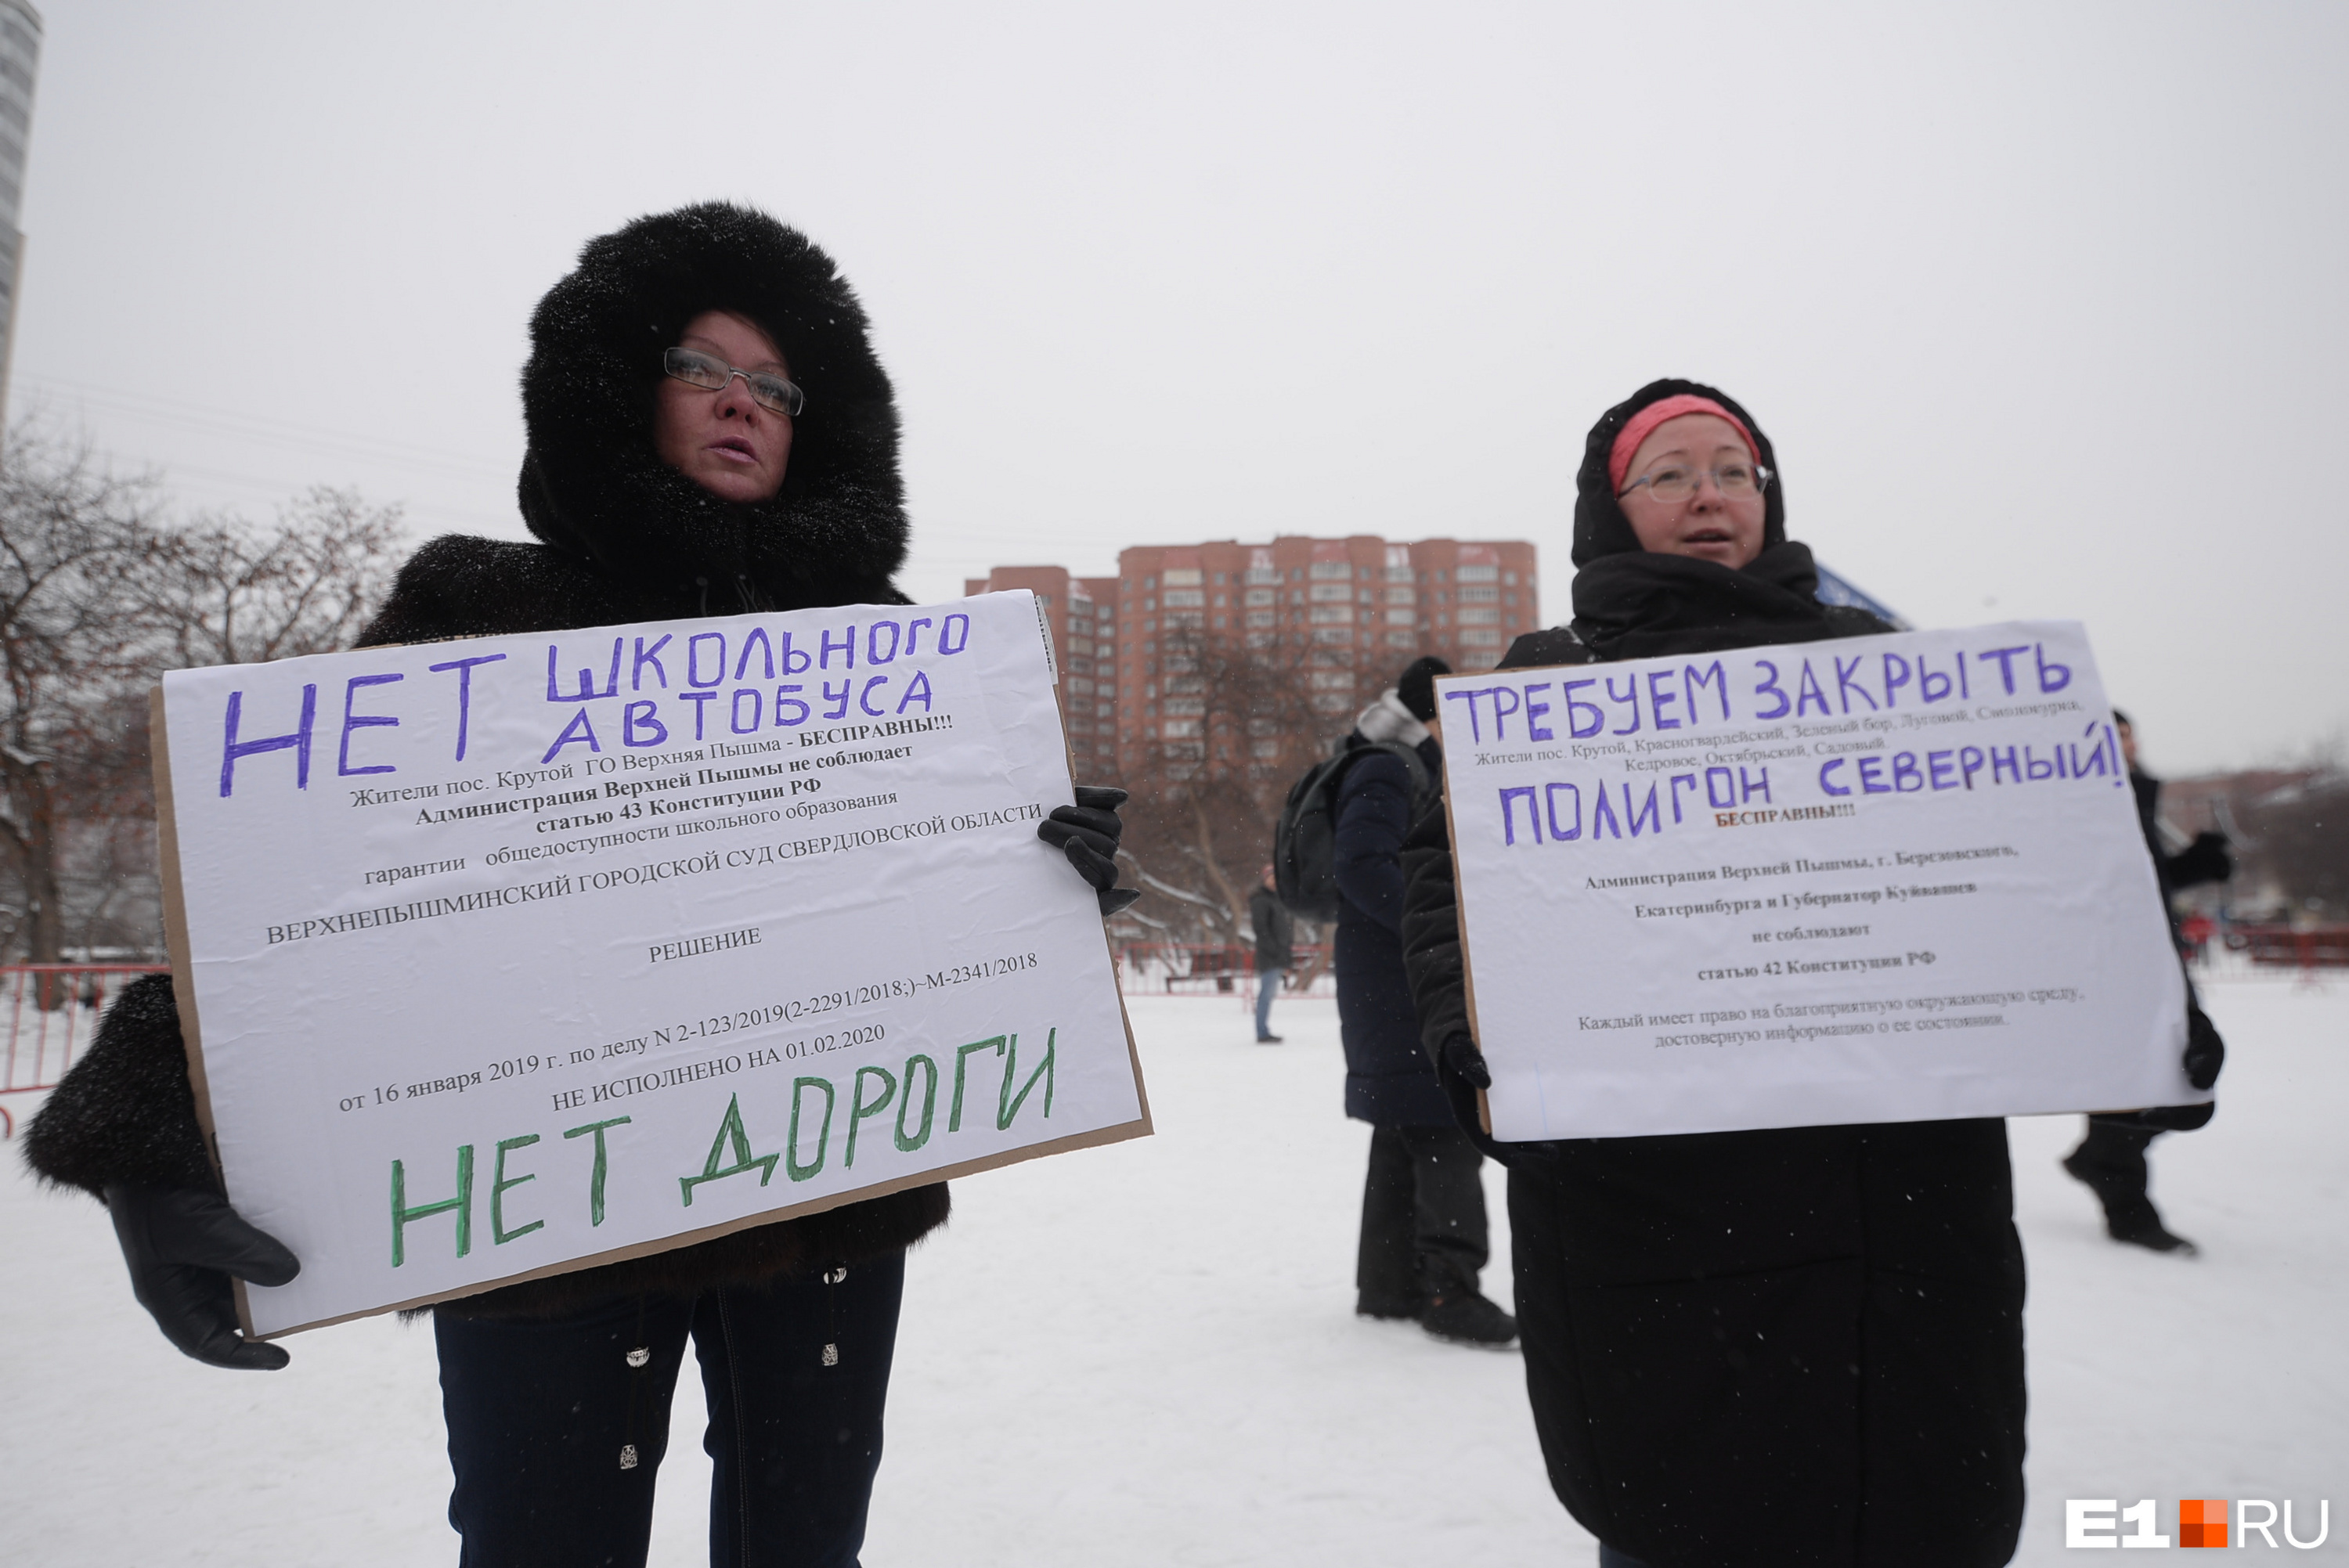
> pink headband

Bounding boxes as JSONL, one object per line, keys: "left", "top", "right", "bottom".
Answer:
{"left": 1608, "top": 395, "right": 1760, "bottom": 492}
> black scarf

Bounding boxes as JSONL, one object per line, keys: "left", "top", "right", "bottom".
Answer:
{"left": 1569, "top": 539, "right": 1838, "bottom": 660}
{"left": 1564, "top": 379, "right": 1853, "bottom": 661}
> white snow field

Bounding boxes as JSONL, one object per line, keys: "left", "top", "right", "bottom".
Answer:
{"left": 4, "top": 980, "right": 2344, "bottom": 1565}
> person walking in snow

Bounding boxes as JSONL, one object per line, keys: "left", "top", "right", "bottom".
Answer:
{"left": 1249, "top": 863, "right": 1294, "bottom": 1043}
{"left": 2061, "top": 708, "right": 2232, "bottom": 1254}
{"left": 25, "top": 202, "right": 1135, "bottom": 1568}
{"left": 1337, "top": 656, "right": 1517, "bottom": 1348}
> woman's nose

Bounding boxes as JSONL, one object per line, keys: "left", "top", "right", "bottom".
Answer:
{"left": 1688, "top": 473, "right": 1726, "bottom": 510}
{"left": 713, "top": 372, "right": 760, "bottom": 420}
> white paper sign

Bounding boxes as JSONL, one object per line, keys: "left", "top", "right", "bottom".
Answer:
{"left": 1438, "top": 621, "right": 2194, "bottom": 1142}
{"left": 155, "top": 590, "right": 1146, "bottom": 1336}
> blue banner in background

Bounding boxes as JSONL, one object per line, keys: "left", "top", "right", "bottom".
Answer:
{"left": 1813, "top": 563, "right": 1911, "bottom": 630}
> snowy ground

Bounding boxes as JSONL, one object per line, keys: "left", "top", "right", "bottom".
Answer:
{"left": 4, "top": 979, "right": 2343, "bottom": 1565}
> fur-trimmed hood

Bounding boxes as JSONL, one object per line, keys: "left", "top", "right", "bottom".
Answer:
{"left": 518, "top": 201, "right": 909, "bottom": 615}
{"left": 1353, "top": 690, "right": 1430, "bottom": 748}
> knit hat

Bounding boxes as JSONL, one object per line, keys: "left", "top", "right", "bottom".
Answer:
{"left": 1607, "top": 394, "right": 1761, "bottom": 492}
{"left": 1395, "top": 655, "right": 1451, "bottom": 722}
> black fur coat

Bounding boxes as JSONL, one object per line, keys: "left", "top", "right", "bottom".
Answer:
{"left": 24, "top": 203, "right": 949, "bottom": 1317}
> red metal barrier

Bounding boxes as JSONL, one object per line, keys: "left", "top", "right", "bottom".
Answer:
{"left": 2226, "top": 924, "right": 2349, "bottom": 971}
{"left": 1116, "top": 943, "right": 1335, "bottom": 997}
{"left": 0, "top": 964, "right": 169, "bottom": 1137}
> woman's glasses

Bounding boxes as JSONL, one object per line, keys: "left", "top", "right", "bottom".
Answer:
{"left": 1619, "top": 460, "right": 1770, "bottom": 504}
{"left": 662, "top": 348, "right": 805, "bottom": 417}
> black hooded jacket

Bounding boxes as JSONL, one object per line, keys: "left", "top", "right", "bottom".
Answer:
{"left": 1397, "top": 381, "right": 2026, "bottom": 1567}
{"left": 1333, "top": 730, "right": 1452, "bottom": 1128}
{"left": 24, "top": 204, "right": 949, "bottom": 1317}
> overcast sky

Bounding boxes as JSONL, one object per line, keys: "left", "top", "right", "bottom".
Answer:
{"left": 13, "top": 2, "right": 2344, "bottom": 773}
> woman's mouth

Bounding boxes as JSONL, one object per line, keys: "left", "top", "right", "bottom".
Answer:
{"left": 709, "top": 437, "right": 757, "bottom": 463}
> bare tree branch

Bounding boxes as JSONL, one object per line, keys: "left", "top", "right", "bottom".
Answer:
{"left": 0, "top": 424, "right": 407, "bottom": 961}
{"left": 1115, "top": 621, "right": 1371, "bottom": 943}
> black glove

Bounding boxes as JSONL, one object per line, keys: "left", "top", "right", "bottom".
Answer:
{"left": 104, "top": 1185, "right": 301, "bottom": 1371}
{"left": 2087, "top": 993, "right": 2225, "bottom": 1133}
{"left": 1438, "top": 1033, "right": 1492, "bottom": 1090}
{"left": 2184, "top": 997, "right": 2225, "bottom": 1091}
{"left": 2170, "top": 831, "right": 2232, "bottom": 889}
{"left": 1037, "top": 784, "right": 1141, "bottom": 916}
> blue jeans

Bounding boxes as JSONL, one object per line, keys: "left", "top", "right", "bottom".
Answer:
{"left": 435, "top": 1252, "right": 904, "bottom": 1568}
{"left": 1255, "top": 964, "right": 1284, "bottom": 1036}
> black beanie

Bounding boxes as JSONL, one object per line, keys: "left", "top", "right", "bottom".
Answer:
{"left": 1396, "top": 655, "right": 1451, "bottom": 722}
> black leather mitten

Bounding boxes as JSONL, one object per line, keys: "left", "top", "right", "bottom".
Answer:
{"left": 1037, "top": 784, "right": 1142, "bottom": 915}
{"left": 104, "top": 1185, "right": 301, "bottom": 1371}
{"left": 1438, "top": 1033, "right": 1492, "bottom": 1090}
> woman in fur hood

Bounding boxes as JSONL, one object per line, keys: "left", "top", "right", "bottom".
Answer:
{"left": 27, "top": 201, "right": 1133, "bottom": 1567}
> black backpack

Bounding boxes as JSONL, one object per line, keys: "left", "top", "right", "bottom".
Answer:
{"left": 1272, "top": 739, "right": 1434, "bottom": 921}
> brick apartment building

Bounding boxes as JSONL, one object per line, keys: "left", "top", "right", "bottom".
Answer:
{"left": 965, "top": 534, "right": 1538, "bottom": 776}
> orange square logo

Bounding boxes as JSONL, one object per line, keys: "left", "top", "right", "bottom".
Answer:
{"left": 2179, "top": 1499, "right": 2228, "bottom": 1548}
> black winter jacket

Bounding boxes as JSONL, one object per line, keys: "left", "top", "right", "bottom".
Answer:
{"left": 1400, "top": 625, "right": 2025, "bottom": 1564}
{"left": 1334, "top": 736, "right": 1450, "bottom": 1128}
{"left": 2084, "top": 771, "right": 2228, "bottom": 1133}
{"left": 25, "top": 204, "right": 950, "bottom": 1318}
{"left": 1395, "top": 379, "right": 2026, "bottom": 1566}
{"left": 2133, "top": 770, "right": 2231, "bottom": 900}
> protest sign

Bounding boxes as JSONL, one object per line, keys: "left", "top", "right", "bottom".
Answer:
{"left": 153, "top": 590, "right": 1146, "bottom": 1336}
{"left": 1438, "top": 621, "right": 2196, "bottom": 1142}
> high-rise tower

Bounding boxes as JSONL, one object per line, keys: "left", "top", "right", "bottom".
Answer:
{"left": 0, "top": 1, "right": 40, "bottom": 430}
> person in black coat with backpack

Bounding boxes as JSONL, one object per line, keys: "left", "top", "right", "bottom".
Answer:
{"left": 1337, "top": 657, "right": 1515, "bottom": 1347}
{"left": 23, "top": 202, "right": 1133, "bottom": 1568}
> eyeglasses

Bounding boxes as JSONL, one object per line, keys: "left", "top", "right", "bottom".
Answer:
{"left": 1618, "top": 460, "right": 1771, "bottom": 504}
{"left": 662, "top": 348, "right": 805, "bottom": 417}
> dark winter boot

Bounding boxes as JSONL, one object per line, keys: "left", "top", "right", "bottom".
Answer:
{"left": 1421, "top": 1287, "right": 1517, "bottom": 1348}
{"left": 1355, "top": 1292, "right": 1422, "bottom": 1321}
{"left": 2099, "top": 1195, "right": 2198, "bottom": 1254}
{"left": 2063, "top": 1128, "right": 2197, "bottom": 1255}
